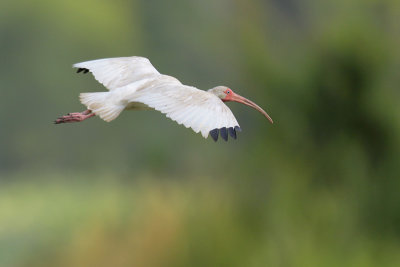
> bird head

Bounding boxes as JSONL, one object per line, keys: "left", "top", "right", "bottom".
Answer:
{"left": 208, "top": 86, "right": 273, "bottom": 124}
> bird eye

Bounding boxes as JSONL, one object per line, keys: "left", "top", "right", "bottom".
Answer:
{"left": 226, "top": 90, "right": 231, "bottom": 94}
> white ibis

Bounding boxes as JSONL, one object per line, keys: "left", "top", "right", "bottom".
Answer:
{"left": 55, "top": 56, "right": 273, "bottom": 141}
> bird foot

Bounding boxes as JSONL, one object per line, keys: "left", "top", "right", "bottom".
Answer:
{"left": 54, "top": 110, "right": 95, "bottom": 124}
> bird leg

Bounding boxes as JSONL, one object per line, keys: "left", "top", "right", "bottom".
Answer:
{"left": 54, "top": 109, "right": 95, "bottom": 124}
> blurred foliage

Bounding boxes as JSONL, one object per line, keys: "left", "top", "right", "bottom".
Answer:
{"left": 1, "top": 0, "right": 400, "bottom": 266}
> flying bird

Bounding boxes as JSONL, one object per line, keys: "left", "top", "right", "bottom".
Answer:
{"left": 55, "top": 56, "right": 273, "bottom": 141}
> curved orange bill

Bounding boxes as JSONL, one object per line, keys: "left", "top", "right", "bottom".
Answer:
{"left": 230, "top": 93, "right": 273, "bottom": 124}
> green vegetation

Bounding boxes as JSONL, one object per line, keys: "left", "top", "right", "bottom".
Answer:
{"left": 2, "top": 174, "right": 400, "bottom": 267}
{"left": 1, "top": 0, "right": 400, "bottom": 266}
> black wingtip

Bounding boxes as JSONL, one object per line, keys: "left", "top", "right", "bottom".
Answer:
{"left": 210, "top": 126, "right": 240, "bottom": 142}
{"left": 77, "top": 68, "right": 89, "bottom": 74}
{"left": 228, "top": 127, "right": 237, "bottom": 139}
{"left": 234, "top": 126, "right": 242, "bottom": 132}
{"left": 209, "top": 129, "right": 219, "bottom": 142}
{"left": 220, "top": 127, "right": 228, "bottom": 141}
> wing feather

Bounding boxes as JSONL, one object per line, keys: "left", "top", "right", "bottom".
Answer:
{"left": 73, "top": 56, "right": 163, "bottom": 90}
{"left": 130, "top": 83, "right": 240, "bottom": 139}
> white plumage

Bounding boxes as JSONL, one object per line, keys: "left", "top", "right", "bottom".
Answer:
{"left": 75, "top": 56, "right": 239, "bottom": 139}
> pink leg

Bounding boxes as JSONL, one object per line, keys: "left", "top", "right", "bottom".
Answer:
{"left": 54, "top": 109, "right": 95, "bottom": 124}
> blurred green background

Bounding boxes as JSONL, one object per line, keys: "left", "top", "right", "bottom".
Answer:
{"left": 1, "top": 0, "right": 400, "bottom": 266}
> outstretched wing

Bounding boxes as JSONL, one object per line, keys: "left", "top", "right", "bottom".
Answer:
{"left": 74, "top": 56, "right": 240, "bottom": 141}
{"left": 132, "top": 82, "right": 241, "bottom": 141}
{"left": 73, "top": 56, "right": 161, "bottom": 90}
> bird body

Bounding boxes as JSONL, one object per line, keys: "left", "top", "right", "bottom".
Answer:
{"left": 56, "top": 56, "right": 273, "bottom": 141}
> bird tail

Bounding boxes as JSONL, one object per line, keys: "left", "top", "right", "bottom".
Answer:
{"left": 80, "top": 92, "right": 125, "bottom": 122}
